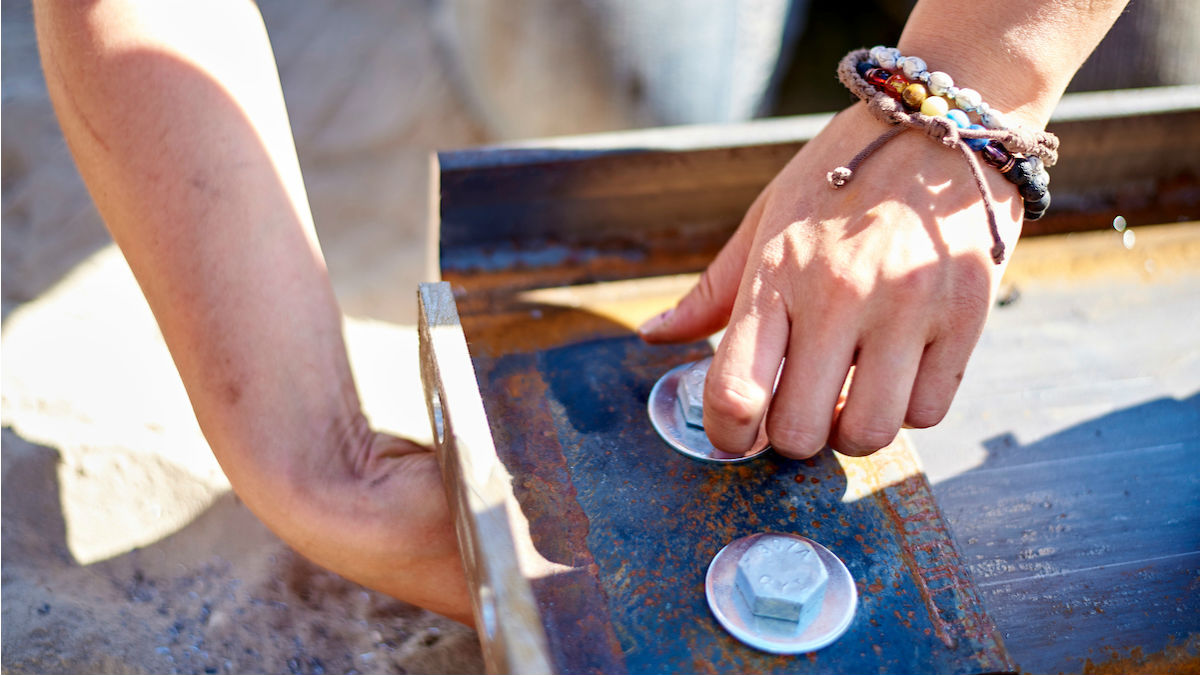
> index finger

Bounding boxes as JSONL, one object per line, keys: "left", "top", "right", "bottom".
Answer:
{"left": 703, "top": 273, "right": 790, "bottom": 454}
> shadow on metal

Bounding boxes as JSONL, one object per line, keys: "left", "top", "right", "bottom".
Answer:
{"left": 933, "top": 393, "right": 1200, "bottom": 674}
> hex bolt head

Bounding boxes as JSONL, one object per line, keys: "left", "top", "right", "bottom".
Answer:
{"left": 675, "top": 357, "right": 711, "bottom": 429}
{"left": 734, "top": 536, "right": 829, "bottom": 626}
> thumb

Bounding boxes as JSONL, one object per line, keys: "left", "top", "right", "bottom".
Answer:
{"left": 637, "top": 190, "right": 767, "bottom": 344}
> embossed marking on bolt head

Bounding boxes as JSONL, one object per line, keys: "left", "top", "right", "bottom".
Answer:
{"left": 735, "top": 537, "right": 829, "bottom": 625}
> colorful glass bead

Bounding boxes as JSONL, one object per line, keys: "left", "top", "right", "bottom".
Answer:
{"left": 965, "top": 124, "right": 989, "bottom": 151}
{"left": 884, "top": 74, "right": 909, "bottom": 99}
{"left": 928, "top": 71, "right": 954, "bottom": 96}
{"left": 980, "top": 140, "right": 1014, "bottom": 171}
{"left": 946, "top": 109, "right": 970, "bottom": 128}
{"left": 856, "top": 60, "right": 875, "bottom": 78}
{"left": 864, "top": 67, "right": 891, "bottom": 89}
{"left": 901, "top": 83, "right": 929, "bottom": 110}
{"left": 955, "top": 87, "right": 983, "bottom": 112}
{"left": 898, "top": 56, "right": 927, "bottom": 80}
{"left": 920, "top": 95, "right": 950, "bottom": 117}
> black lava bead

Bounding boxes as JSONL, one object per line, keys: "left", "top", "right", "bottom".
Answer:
{"left": 1024, "top": 191, "right": 1051, "bottom": 220}
{"left": 1019, "top": 171, "right": 1049, "bottom": 201}
{"left": 1003, "top": 157, "right": 1035, "bottom": 185}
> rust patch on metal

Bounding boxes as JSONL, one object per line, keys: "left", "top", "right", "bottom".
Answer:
{"left": 473, "top": 351, "right": 628, "bottom": 675}
{"left": 843, "top": 442, "right": 1013, "bottom": 668}
{"left": 462, "top": 306, "right": 635, "bottom": 358}
{"left": 885, "top": 484, "right": 957, "bottom": 646}
{"left": 1082, "top": 634, "right": 1200, "bottom": 675}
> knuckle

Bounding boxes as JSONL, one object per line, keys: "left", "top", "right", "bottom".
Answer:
{"left": 836, "top": 419, "right": 898, "bottom": 456}
{"left": 703, "top": 377, "right": 767, "bottom": 431}
{"left": 765, "top": 419, "right": 826, "bottom": 459}
{"left": 745, "top": 268, "right": 787, "bottom": 310}
{"left": 954, "top": 251, "right": 993, "bottom": 286}
{"left": 891, "top": 263, "right": 942, "bottom": 300}
{"left": 824, "top": 265, "right": 871, "bottom": 303}
{"left": 905, "top": 405, "right": 947, "bottom": 429}
{"left": 949, "top": 258, "right": 994, "bottom": 311}
{"left": 695, "top": 268, "right": 721, "bottom": 305}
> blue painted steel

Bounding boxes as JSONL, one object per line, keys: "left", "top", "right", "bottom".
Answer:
{"left": 473, "top": 335, "right": 1013, "bottom": 675}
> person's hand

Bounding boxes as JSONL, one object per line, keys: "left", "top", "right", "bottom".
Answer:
{"left": 244, "top": 428, "right": 473, "bottom": 624}
{"left": 639, "top": 102, "right": 1021, "bottom": 458}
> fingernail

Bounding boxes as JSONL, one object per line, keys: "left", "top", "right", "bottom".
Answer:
{"left": 637, "top": 308, "right": 674, "bottom": 337}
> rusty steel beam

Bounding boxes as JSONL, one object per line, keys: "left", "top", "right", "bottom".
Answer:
{"left": 438, "top": 86, "right": 1200, "bottom": 299}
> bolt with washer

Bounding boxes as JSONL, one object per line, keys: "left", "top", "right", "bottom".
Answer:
{"left": 706, "top": 532, "right": 857, "bottom": 654}
{"left": 648, "top": 358, "right": 769, "bottom": 463}
{"left": 735, "top": 536, "right": 828, "bottom": 627}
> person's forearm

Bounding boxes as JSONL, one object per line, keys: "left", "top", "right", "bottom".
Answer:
{"left": 33, "top": 0, "right": 363, "bottom": 524}
{"left": 899, "top": 0, "right": 1128, "bottom": 127}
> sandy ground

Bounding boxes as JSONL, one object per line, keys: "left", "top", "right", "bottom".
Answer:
{"left": 2, "top": 246, "right": 488, "bottom": 674}
{"left": 1, "top": 0, "right": 685, "bottom": 668}
{"left": 0, "top": 1, "right": 608, "bottom": 672}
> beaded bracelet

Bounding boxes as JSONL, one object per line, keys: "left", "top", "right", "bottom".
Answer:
{"left": 828, "top": 48, "right": 1060, "bottom": 262}
{"left": 867, "top": 46, "right": 1009, "bottom": 130}
{"left": 856, "top": 47, "right": 1053, "bottom": 221}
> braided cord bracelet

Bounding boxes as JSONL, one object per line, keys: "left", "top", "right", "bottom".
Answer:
{"left": 829, "top": 48, "right": 1060, "bottom": 264}
{"left": 858, "top": 47, "right": 1054, "bottom": 221}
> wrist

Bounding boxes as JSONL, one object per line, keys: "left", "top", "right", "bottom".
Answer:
{"left": 895, "top": 0, "right": 1126, "bottom": 129}
{"left": 895, "top": 33, "right": 1062, "bottom": 130}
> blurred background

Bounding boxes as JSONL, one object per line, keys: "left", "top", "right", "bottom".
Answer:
{"left": 3, "top": 1, "right": 1197, "bottom": 673}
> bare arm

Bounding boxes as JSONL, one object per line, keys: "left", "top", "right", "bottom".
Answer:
{"left": 900, "top": 0, "right": 1129, "bottom": 128}
{"left": 34, "top": 0, "right": 469, "bottom": 621}
{"left": 641, "top": 0, "right": 1127, "bottom": 457}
